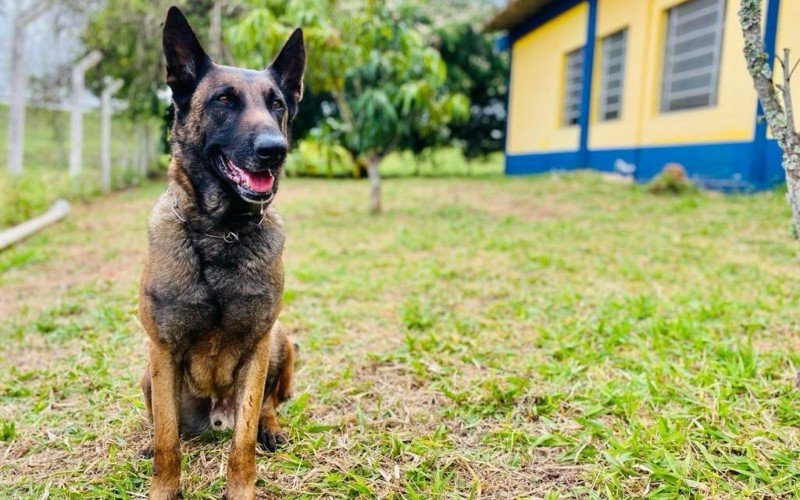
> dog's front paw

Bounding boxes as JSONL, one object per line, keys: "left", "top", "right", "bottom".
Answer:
{"left": 257, "top": 427, "right": 288, "bottom": 452}
{"left": 148, "top": 485, "right": 182, "bottom": 500}
{"left": 223, "top": 482, "right": 256, "bottom": 500}
{"left": 138, "top": 443, "right": 154, "bottom": 459}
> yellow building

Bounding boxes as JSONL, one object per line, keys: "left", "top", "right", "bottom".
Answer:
{"left": 487, "top": 0, "right": 796, "bottom": 189}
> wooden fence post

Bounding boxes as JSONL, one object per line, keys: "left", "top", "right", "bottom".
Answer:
{"left": 100, "top": 79, "right": 124, "bottom": 193}
{"left": 68, "top": 50, "right": 103, "bottom": 182}
{"left": 6, "top": 1, "right": 53, "bottom": 176}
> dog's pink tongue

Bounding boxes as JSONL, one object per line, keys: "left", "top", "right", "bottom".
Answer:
{"left": 243, "top": 170, "right": 275, "bottom": 193}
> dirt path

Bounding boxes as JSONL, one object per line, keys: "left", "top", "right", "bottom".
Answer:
{"left": 0, "top": 189, "right": 155, "bottom": 317}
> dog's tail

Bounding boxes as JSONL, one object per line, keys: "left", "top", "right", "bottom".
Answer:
{"left": 275, "top": 336, "right": 296, "bottom": 403}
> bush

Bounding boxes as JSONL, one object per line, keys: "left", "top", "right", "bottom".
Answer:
{"left": 285, "top": 139, "right": 358, "bottom": 178}
{"left": 0, "top": 172, "right": 70, "bottom": 228}
{"left": 647, "top": 163, "right": 696, "bottom": 195}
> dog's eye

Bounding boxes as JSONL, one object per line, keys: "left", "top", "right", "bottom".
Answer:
{"left": 272, "top": 100, "right": 284, "bottom": 111}
{"left": 217, "top": 95, "right": 231, "bottom": 105}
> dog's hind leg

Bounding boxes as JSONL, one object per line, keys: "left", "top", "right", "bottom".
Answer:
{"left": 258, "top": 331, "right": 295, "bottom": 452}
{"left": 258, "top": 395, "right": 286, "bottom": 452}
{"left": 139, "top": 366, "right": 155, "bottom": 458}
{"left": 141, "top": 365, "right": 153, "bottom": 421}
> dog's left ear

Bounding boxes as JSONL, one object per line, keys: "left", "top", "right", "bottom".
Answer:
{"left": 269, "top": 28, "right": 306, "bottom": 117}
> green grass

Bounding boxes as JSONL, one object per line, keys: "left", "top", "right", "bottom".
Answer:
{"left": 2, "top": 172, "right": 800, "bottom": 497}
{"left": 0, "top": 105, "right": 156, "bottom": 227}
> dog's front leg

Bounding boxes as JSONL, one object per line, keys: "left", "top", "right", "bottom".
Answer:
{"left": 225, "top": 333, "right": 271, "bottom": 499}
{"left": 149, "top": 341, "right": 183, "bottom": 500}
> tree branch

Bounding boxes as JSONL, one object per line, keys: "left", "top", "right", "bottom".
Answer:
{"left": 740, "top": 0, "right": 800, "bottom": 239}
{"left": 780, "top": 49, "right": 797, "bottom": 135}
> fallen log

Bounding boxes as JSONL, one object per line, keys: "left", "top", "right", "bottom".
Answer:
{"left": 0, "top": 199, "right": 70, "bottom": 251}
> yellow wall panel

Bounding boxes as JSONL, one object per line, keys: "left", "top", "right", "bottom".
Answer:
{"left": 509, "top": 0, "right": 759, "bottom": 154}
{"left": 589, "top": 0, "right": 650, "bottom": 149}
{"left": 637, "top": 0, "right": 757, "bottom": 146}
{"left": 775, "top": 0, "right": 800, "bottom": 132}
{"left": 507, "top": 3, "right": 587, "bottom": 154}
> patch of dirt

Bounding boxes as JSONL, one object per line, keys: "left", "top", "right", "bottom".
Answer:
{"left": 0, "top": 193, "right": 152, "bottom": 317}
{"left": 480, "top": 192, "right": 579, "bottom": 222}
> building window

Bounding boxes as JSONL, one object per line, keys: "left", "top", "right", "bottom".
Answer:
{"left": 562, "top": 47, "right": 584, "bottom": 126}
{"left": 599, "top": 29, "right": 627, "bottom": 121}
{"left": 661, "top": 0, "right": 726, "bottom": 112}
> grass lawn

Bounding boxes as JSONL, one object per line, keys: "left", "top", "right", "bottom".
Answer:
{"left": 1, "top": 172, "right": 799, "bottom": 497}
{"left": 0, "top": 105, "right": 158, "bottom": 227}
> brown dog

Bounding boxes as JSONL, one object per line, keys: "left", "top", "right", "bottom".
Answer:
{"left": 138, "top": 7, "right": 304, "bottom": 499}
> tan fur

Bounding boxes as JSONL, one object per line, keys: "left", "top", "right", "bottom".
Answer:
{"left": 143, "top": 8, "right": 304, "bottom": 498}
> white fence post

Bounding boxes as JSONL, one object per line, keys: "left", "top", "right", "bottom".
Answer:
{"left": 68, "top": 50, "right": 103, "bottom": 182}
{"left": 6, "top": 1, "right": 53, "bottom": 176}
{"left": 100, "top": 79, "right": 124, "bottom": 193}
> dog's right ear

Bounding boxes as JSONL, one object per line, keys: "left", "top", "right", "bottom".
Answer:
{"left": 163, "top": 6, "right": 211, "bottom": 110}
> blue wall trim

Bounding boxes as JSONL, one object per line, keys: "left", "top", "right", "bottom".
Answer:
{"left": 495, "top": 34, "right": 510, "bottom": 52}
{"left": 752, "top": 0, "right": 781, "bottom": 186}
{"left": 502, "top": 41, "right": 513, "bottom": 172}
{"left": 578, "top": 0, "right": 598, "bottom": 166}
{"left": 506, "top": 150, "right": 581, "bottom": 175}
{"left": 505, "top": 140, "right": 784, "bottom": 191}
{"left": 501, "top": 0, "right": 785, "bottom": 190}
{"left": 509, "top": 0, "right": 584, "bottom": 43}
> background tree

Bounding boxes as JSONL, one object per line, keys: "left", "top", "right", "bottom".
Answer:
{"left": 437, "top": 23, "right": 508, "bottom": 162}
{"left": 397, "top": 0, "right": 509, "bottom": 164}
{"left": 83, "top": 0, "right": 224, "bottom": 173}
{"left": 229, "top": 0, "right": 469, "bottom": 213}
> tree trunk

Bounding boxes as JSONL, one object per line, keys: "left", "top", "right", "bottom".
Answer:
{"left": 133, "top": 124, "right": 143, "bottom": 178}
{"left": 209, "top": 0, "right": 223, "bottom": 60}
{"left": 143, "top": 121, "right": 153, "bottom": 178}
{"left": 739, "top": 0, "right": 800, "bottom": 236}
{"left": 367, "top": 157, "right": 381, "bottom": 214}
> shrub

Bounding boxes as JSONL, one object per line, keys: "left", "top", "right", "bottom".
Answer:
{"left": 647, "top": 163, "right": 696, "bottom": 195}
{"left": 285, "top": 139, "right": 357, "bottom": 178}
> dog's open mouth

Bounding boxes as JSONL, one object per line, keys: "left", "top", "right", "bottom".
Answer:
{"left": 213, "top": 152, "right": 276, "bottom": 202}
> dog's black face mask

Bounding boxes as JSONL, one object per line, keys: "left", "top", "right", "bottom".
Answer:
{"left": 163, "top": 7, "right": 305, "bottom": 209}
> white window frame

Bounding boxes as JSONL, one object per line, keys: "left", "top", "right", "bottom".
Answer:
{"left": 598, "top": 29, "right": 628, "bottom": 121}
{"left": 660, "top": 0, "right": 726, "bottom": 113}
{"left": 562, "top": 47, "right": 584, "bottom": 127}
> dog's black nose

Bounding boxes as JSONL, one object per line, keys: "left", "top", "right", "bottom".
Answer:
{"left": 254, "top": 133, "right": 287, "bottom": 163}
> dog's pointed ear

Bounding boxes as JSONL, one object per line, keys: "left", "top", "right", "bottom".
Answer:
{"left": 269, "top": 28, "right": 306, "bottom": 117}
{"left": 163, "top": 6, "right": 211, "bottom": 110}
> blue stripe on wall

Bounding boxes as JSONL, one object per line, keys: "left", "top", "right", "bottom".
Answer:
{"left": 578, "top": 0, "right": 598, "bottom": 166}
{"left": 502, "top": 40, "right": 513, "bottom": 170}
{"left": 501, "top": 0, "right": 786, "bottom": 191}
{"left": 752, "top": 0, "right": 782, "bottom": 186}
{"left": 506, "top": 150, "right": 582, "bottom": 175}
{"left": 506, "top": 140, "right": 783, "bottom": 191}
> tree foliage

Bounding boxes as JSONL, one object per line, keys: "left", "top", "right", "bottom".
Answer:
{"left": 82, "top": 0, "right": 500, "bottom": 211}
{"left": 229, "top": 0, "right": 469, "bottom": 211}
{"left": 437, "top": 23, "right": 508, "bottom": 160}
{"left": 82, "top": 0, "right": 174, "bottom": 119}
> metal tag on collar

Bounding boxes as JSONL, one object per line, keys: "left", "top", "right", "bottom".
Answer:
{"left": 222, "top": 232, "right": 239, "bottom": 243}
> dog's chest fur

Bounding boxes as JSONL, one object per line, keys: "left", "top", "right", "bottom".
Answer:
{"left": 141, "top": 192, "right": 285, "bottom": 397}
